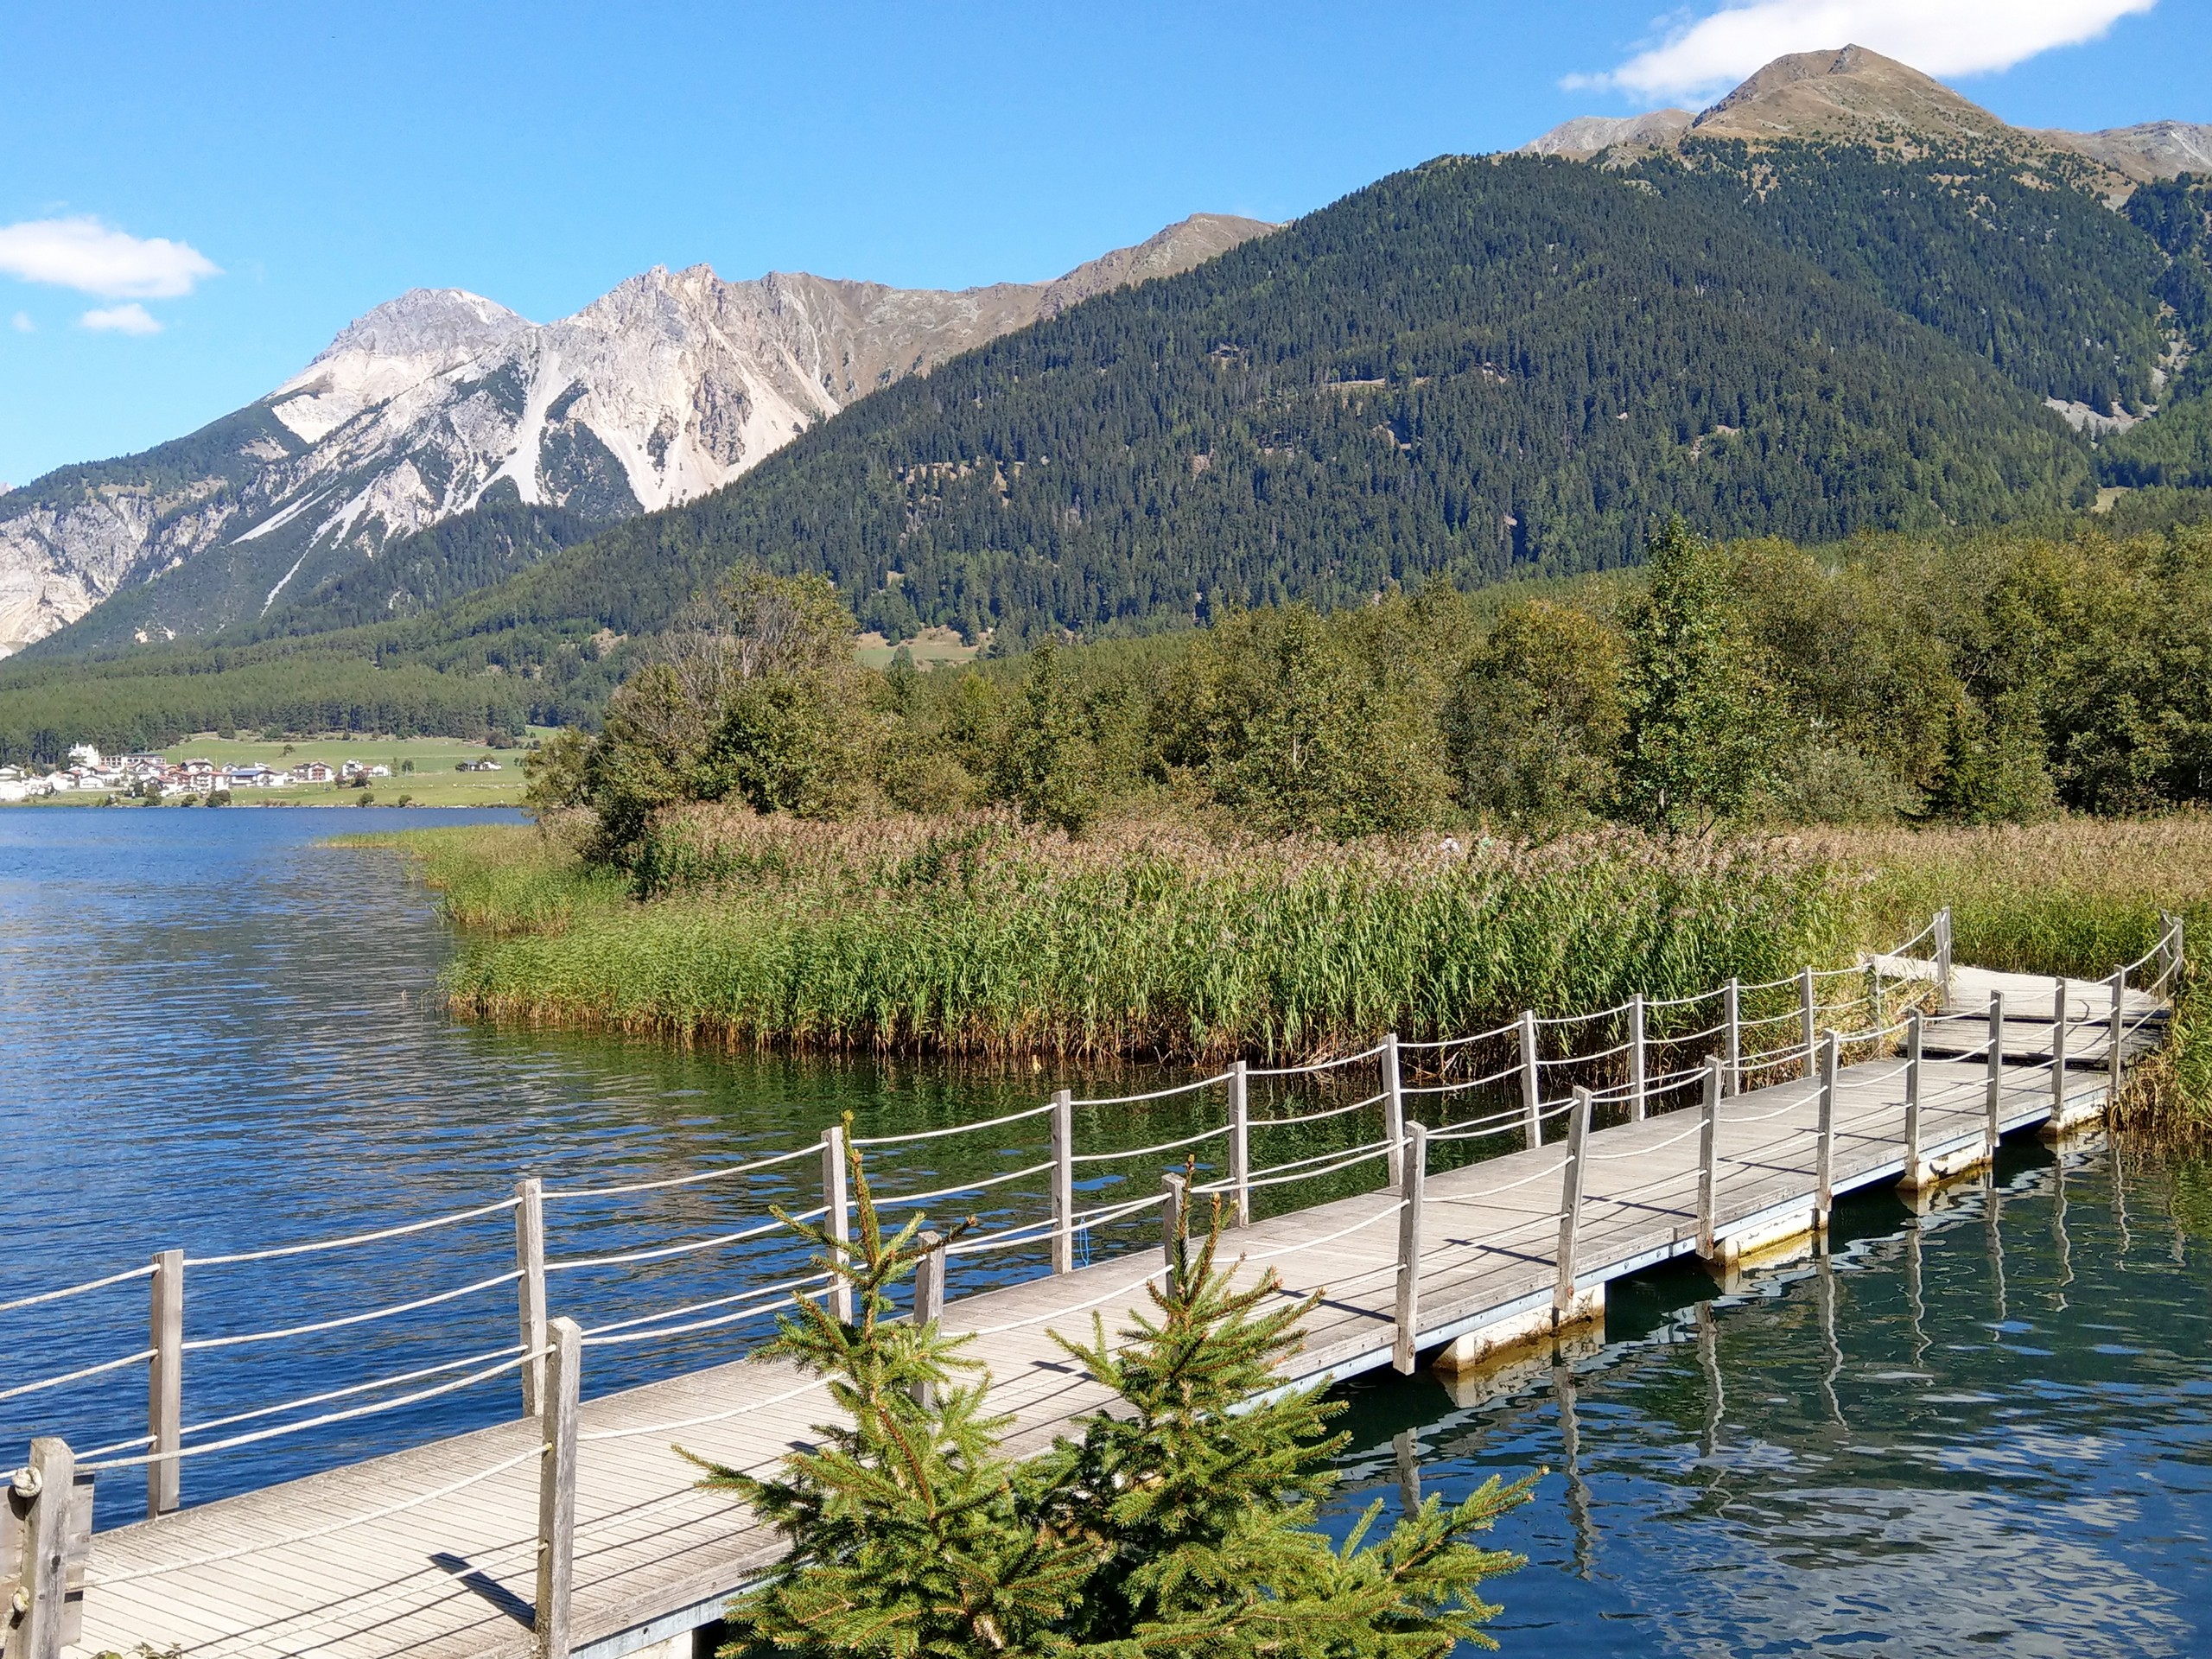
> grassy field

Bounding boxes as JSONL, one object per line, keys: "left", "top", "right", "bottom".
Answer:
{"left": 853, "top": 627, "right": 982, "bottom": 672}
{"left": 144, "top": 732, "right": 543, "bottom": 807}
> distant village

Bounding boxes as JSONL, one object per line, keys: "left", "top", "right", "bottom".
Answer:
{"left": 0, "top": 745, "right": 503, "bottom": 804}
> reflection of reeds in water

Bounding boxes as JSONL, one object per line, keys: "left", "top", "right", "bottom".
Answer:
{"left": 372, "top": 809, "right": 1845, "bottom": 1064}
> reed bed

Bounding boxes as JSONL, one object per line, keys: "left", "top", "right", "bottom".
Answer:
{"left": 380, "top": 808, "right": 1847, "bottom": 1064}
{"left": 1808, "top": 817, "right": 2212, "bottom": 1130}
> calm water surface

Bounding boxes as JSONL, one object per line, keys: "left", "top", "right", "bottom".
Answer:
{"left": 4, "top": 807, "right": 2209, "bottom": 1652}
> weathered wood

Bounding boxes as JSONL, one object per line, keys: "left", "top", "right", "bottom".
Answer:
{"left": 1394, "top": 1122, "right": 1427, "bottom": 1375}
{"left": 1986, "top": 991, "right": 2005, "bottom": 1156}
{"left": 6, "top": 1439, "right": 74, "bottom": 1659}
{"left": 1554, "top": 1089, "right": 1592, "bottom": 1316}
{"left": 1936, "top": 906, "right": 1953, "bottom": 997}
{"left": 534, "top": 1318, "right": 581, "bottom": 1659}
{"left": 2109, "top": 969, "right": 2127, "bottom": 1099}
{"left": 1815, "top": 1032, "right": 1838, "bottom": 1223}
{"left": 2050, "top": 976, "right": 2070, "bottom": 1122}
{"left": 1381, "top": 1037, "right": 1404, "bottom": 1187}
{"left": 1230, "top": 1065, "right": 1252, "bottom": 1229}
{"left": 913, "top": 1231, "right": 946, "bottom": 1407}
{"left": 516, "top": 1177, "right": 548, "bottom": 1415}
{"left": 1695, "top": 1058, "right": 1719, "bottom": 1258}
{"left": 1902, "top": 1008, "right": 1923, "bottom": 1185}
{"left": 1799, "top": 967, "right": 1817, "bottom": 1081}
{"left": 1628, "top": 995, "right": 1647, "bottom": 1122}
{"left": 822, "top": 1126, "right": 852, "bottom": 1322}
{"left": 1725, "top": 977, "right": 1742, "bottom": 1096}
{"left": 1519, "top": 1011, "right": 1541, "bottom": 1147}
{"left": 1050, "top": 1090, "right": 1075, "bottom": 1271}
{"left": 146, "top": 1250, "right": 182, "bottom": 1520}
{"left": 1161, "top": 1172, "right": 1187, "bottom": 1289}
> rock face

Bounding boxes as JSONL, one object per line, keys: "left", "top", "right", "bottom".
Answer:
{"left": 0, "top": 213, "right": 1271, "bottom": 656}
{"left": 1525, "top": 44, "right": 2206, "bottom": 183}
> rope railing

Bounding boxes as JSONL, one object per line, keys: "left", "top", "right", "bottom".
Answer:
{"left": 182, "top": 1196, "right": 522, "bottom": 1268}
{"left": 541, "top": 1143, "right": 817, "bottom": 1201}
{"left": 545, "top": 1209, "right": 825, "bottom": 1274}
{"left": 1249, "top": 1090, "right": 1389, "bottom": 1127}
{"left": 1246, "top": 1041, "right": 1389, "bottom": 1078}
{"left": 850, "top": 1099, "right": 1058, "bottom": 1147}
{"left": 0, "top": 1347, "right": 159, "bottom": 1404}
{"left": 178, "top": 1268, "right": 522, "bottom": 1352}
{"left": 1069, "top": 1123, "right": 1229, "bottom": 1164}
{"left": 1067, "top": 1071, "right": 1234, "bottom": 1109}
{"left": 0, "top": 1261, "right": 156, "bottom": 1316}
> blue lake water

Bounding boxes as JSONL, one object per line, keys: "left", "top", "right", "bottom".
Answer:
{"left": 4, "top": 806, "right": 2209, "bottom": 1653}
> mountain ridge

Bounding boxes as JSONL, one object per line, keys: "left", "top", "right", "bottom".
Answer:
{"left": 0, "top": 213, "right": 1274, "bottom": 658}
{"left": 1525, "top": 43, "right": 2208, "bottom": 181}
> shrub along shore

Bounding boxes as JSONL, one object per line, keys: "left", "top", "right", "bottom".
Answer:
{"left": 364, "top": 810, "right": 2208, "bottom": 1132}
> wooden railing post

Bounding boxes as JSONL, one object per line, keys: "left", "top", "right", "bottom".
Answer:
{"left": 533, "top": 1316, "right": 581, "bottom": 1659}
{"left": 1815, "top": 1032, "right": 1838, "bottom": 1228}
{"left": 1629, "top": 995, "right": 1648, "bottom": 1122}
{"left": 1799, "top": 967, "right": 1818, "bottom": 1081}
{"left": 2050, "top": 976, "right": 2070, "bottom": 1123}
{"left": 1519, "top": 1011, "right": 1541, "bottom": 1147}
{"left": 1553, "top": 1088, "right": 1592, "bottom": 1318}
{"left": 5, "top": 1438, "right": 83, "bottom": 1659}
{"left": 516, "top": 1177, "right": 548, "bottom": 1415}
{"left": 2108, "top": 968, "right": 2127, "bottom": 1102}
{"left": 1903, "top": 1008, "right": 1923, "bottom": 1181}
{"left": 822, "top": 1125, "right": 852, "bottom": 1323}
{"left": 1050, "top": 1090, "right": 1075, "bottom": 1272}
{"left": 1985, "top": 990, "right": 2006, "bottom": 1156}
{"left": 1393, "top": 1122, "right": 1427, "bottom": 1375}
{"left": 1228, "top": 1065, "right": 1251, "bottom": 1230}
{"left": 1936, "top": 906, "right": 1953, "bottom": 1001}
{"left": 912, "top": 1231, "right": 946, "bottom": 1407}
{"left": 147, "top": 1248, "right": 182, "bottom": 1519}
{"left": 1381, "top": 1036, "right": 1405, "bottom": 1187}
{"left": 1724, "top": 977, "right": 1741, "bottom": 1096}
{"left": 1696, "top": 1058, "right": 1720, "bottom": 1259}
{"left": 1160, "top": 1173, "right": 1187, "bottom": 1292}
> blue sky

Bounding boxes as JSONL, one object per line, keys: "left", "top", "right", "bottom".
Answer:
{"left": 3, "top": 0, "right": 2206, "bottom": 487}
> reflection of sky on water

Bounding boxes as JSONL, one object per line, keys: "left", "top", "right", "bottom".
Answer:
{"left": 1329, "top": 1154, "right": 2212, "bottom": 1655}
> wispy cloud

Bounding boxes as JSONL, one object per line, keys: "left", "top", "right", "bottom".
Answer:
{"left": 0, "top": 216, "right": 219, "bottom": 299}
{"left": 81, "top": 302, "right": 163, "bottom": 336}
{"left": 1570, "top": 0, "right": 2158, "bottom": 101}
{"left": 10, "top": 311, "right": 30, "bottom": 334}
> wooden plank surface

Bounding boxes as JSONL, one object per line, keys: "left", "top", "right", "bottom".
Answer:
{"left": 70, "top": 1027, "right": 2127, "bottom": 1659}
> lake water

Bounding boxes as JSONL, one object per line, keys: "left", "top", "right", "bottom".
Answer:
{"left": 5, "top": 807, "right": 2209, "bottom": 1653}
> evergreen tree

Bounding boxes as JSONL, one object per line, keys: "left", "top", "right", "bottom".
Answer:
{"left": 690, "top": 1149, "right": 1535, "bottom": 1659}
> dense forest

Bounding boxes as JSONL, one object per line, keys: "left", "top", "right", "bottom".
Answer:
{"left": 509, "top": 517, "right": 2212, "bottom": 886}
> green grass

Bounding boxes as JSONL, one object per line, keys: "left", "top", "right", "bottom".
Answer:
{"left": 141, "top": 731, "right": 543, "bottom": 807}
{"left": 374, "top": 809, "right": 1848, "bottom": 1065}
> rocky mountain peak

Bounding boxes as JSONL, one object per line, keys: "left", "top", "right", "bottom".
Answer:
{"left": 1689, "top": 44, "right": 2011, "bottom": 145}
{"left": 309, "top": 288, "right": 534, "bottom": 365}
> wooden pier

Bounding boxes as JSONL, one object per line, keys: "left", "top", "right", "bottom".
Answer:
{"left": 2, "top": 913, "right": 2185, "bottom": 1659}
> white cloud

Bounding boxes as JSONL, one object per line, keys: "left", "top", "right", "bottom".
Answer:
{"left": 80, "top": 302, "right": 162, "bottom": 336}
{"left": 0, "top": 216, "right": 219, "bottom": 299}
{"left": 10, "top": 311, "right": 30, "bottom": 333}
{"left": 1573, "top": 0, "right": 2158, "bottom": 101}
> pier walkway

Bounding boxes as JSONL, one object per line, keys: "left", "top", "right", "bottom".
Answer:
{"left": 2, "top": 912, "right": 2184, "bottom": 1659}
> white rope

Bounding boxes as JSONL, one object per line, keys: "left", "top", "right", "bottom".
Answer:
{"left": 871, "top": 1161, "right": 1057, "bottom": 1211}
{"left": 0, "top": 1346, "right": 156, "bottom": 1402}
{"left": 576, "top": 1373, "right": 834, "bottom": 1446}
{"left": 1249, "top": 1090, "right": 1387, "bottom": 1127}
{"left": 1540, "top": 1037, "right": 1632, "bottom": 1065}
{"left": 0, "top": 1261, "right": 157, "bottom": 1316}
{"left": 84, "top": 1446, "right": 543, "bottom": 1587}
{"left": 1399, "top": 1062, "right": 1520, "bottom": 1097}
{"left": 175, "top": 1344, "right": 528, "bottom": 1440}
{"left": 959, "top": 1266, "right": 1173, "bottom": 1337}
{"left": 1532, "top": 1001, "right": 1630, "bottom": 1027}
{"left": 582, "top": 1287, "right": 831, "bottom": 1348}
{"left": 1241, "top": 1198, "right": 1408, "bottom": 1265}
{"left": 1585, "top": 1115, "right": 1706, "bottom": 1161}
{"left": 1248, "top": 1042, "right": 1387, "bottom": 1078}
{"left": 1432, "top": 1155, "right": 1573, "bottom": 1202}
{"left": 1726, "top": 1084, "right": 1826, "bottom": 1125}
{"left": 543, "top": 1142, "right": 817, "bottom": 1200}
{"left": 181, "top": 1268, "right": 521, "bottom": 1352}
{"left": 1397, "top": 1018, "right": 1517, "bottom": 1052}
{"left": 1204, "top": 1141, "right": 1393, "bottom": 1194}
{"left": 1069, "top": 1122, "right": 1229, "bottom": 1164}
{"left": 186, "top": 1196, "right": 521, "bottom": 1268}
{"left": 578, "top": 1274, "right": 835, "bottom": 1339}
{"left": 852, "top": 1099, "right": 1057, "bottom": 1147}
{"left": 83, "top": 1350, "right": 532, "bottom": 1470}
{"left": 1070, "top": 1071, "right": 1234, "bottom": 1109}
{"left": 546, "top": 1206, "right": 826, "bottom": 1274}
{"left": 1645, "top": 983, "right": 1725, "bottom": 1011}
